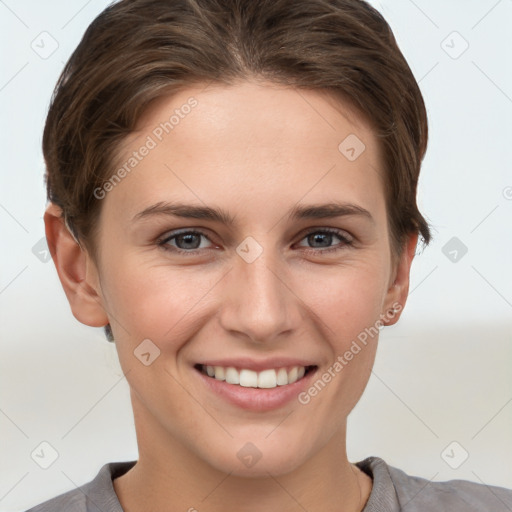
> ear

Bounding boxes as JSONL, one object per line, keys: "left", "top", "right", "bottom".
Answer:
{"left": 44, "top": 202, "right": 109, "bottom": 328}
{"left": 380, "top": 232, "right": 418, "bottom": 326}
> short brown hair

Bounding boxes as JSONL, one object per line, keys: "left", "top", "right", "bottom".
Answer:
{"left": 43, "top": 0, "right": 432, "bottom": 263}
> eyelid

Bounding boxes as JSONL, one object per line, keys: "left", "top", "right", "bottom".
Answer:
{"left": 299, "top": 226, "right": 353, "bottom": 242}
{"left": 295, "top": 227, "right": 354, "bottom": 254}
{"left": 157, "top": 228, "right": 216, "bottom": 247}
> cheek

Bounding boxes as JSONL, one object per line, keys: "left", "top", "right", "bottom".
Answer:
{"left": 301, "top": 275, "right": 384, "bottom": 420}
{"left": 100, "top": 256, "right": 223, "bottom": 344}
{"left": 295, "top": 260, "right": 389, "bottom": 342}
{"left": 292, "top": 261, "right": 387, "bottom": 407}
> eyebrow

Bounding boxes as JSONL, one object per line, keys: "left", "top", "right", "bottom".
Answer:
{"left": 132, "top": 201, "right": 374, "bottom": 225}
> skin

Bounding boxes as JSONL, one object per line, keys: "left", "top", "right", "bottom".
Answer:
{"left": 45, "top": 79, "right": 418, "bottom": 512}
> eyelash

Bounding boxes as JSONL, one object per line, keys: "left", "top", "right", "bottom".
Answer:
{"left": 156, "top": 228, "right": 353, "bottom": 256}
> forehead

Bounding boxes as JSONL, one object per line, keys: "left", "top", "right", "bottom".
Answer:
{"left": 136, "top": 79, "right": 377, "bottom": 148}
{"left": 106, "top": 80, "right": 386, "bottom": 224}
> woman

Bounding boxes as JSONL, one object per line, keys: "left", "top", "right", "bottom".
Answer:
{"left": 26, "top": 0, "right": 512, "bottom": 510}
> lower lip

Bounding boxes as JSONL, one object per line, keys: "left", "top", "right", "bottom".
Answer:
{"left": 194, "top": 367, "right": 318, "bottom": 412}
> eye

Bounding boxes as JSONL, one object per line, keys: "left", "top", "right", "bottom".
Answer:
{"left": 157, "top": 227, "right": 353, "bottom": 256}
{"left": 296, "top": 228, "right": 353, "bottom": 254}
{"left": 157, "top": 229, "right": 215, "bottom": 255}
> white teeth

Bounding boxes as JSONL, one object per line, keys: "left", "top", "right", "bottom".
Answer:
{"left": 225, "top": 367, "right": 240, "bottom": 384}
{"left": 239, "top": 369, "right": 258, "bottom": 387}
{"left": 276, "top": 368, "right": 289, "bottom": 385}
{"left": 214, "top": 366, "right": 225, "bottom": 381}
{"left": 258, "top": 369, "right": 277, "bottom": 388}
{"left": 204, "top": 365, "right": 310, "bottom": 388}
{"left": 288, "top": 367, "right": 298, "bottom": 384}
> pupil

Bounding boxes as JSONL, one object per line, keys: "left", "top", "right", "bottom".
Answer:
{"left": 178, "top": 233, "right": 200, "bottom": 249}
{"left": 310, "top": 233, "right": 331, "bottom": 248}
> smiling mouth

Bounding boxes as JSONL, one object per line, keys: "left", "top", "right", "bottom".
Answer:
{"left": 194, "top": 364, "right": 317, "bottom": 389}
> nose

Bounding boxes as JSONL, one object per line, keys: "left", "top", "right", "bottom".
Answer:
{"left": 217, "top": 241, "right": 302, "bottom": 344}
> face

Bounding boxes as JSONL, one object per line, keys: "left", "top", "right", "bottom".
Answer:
{"left": 68, "top": 80, "right": 413, "bottom": 477}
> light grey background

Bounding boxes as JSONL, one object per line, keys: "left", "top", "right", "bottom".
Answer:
{"left": 1, "top": 1, "right": 511, "bottom": 510}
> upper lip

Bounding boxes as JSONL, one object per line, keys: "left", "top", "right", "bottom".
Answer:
{"left": 195, "top": 358, "right": 317, "bottom": 372}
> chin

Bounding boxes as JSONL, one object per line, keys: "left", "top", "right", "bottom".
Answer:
{"left": 200, "top": 436, "right": 311, "bottom": 478}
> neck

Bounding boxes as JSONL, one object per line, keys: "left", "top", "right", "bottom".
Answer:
{"left": 114, "top": 395, "right": 372, "bottom": 512}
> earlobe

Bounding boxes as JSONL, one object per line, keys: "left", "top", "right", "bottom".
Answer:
{"left": 44, "top": 203, "right": 109, "bottom": 328}
{"left": 381, "top": 232, "right": 418, "bottom": 326}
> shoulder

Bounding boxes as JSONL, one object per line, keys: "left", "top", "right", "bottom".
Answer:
{"left": 387, "top": 462, "right": 512, "bottom": 511}
{"left": 24, "top": 486, "right": 87, "bottom": 512}
{"left": 23, "top": 460, "right": 137, "bottom": 512}
{"left": 358, "top": 456, "right": 512, "bottom": 512}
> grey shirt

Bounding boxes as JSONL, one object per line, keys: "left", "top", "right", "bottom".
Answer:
{"left": 25, "top": 456, "right": 512, "bottom": 511}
